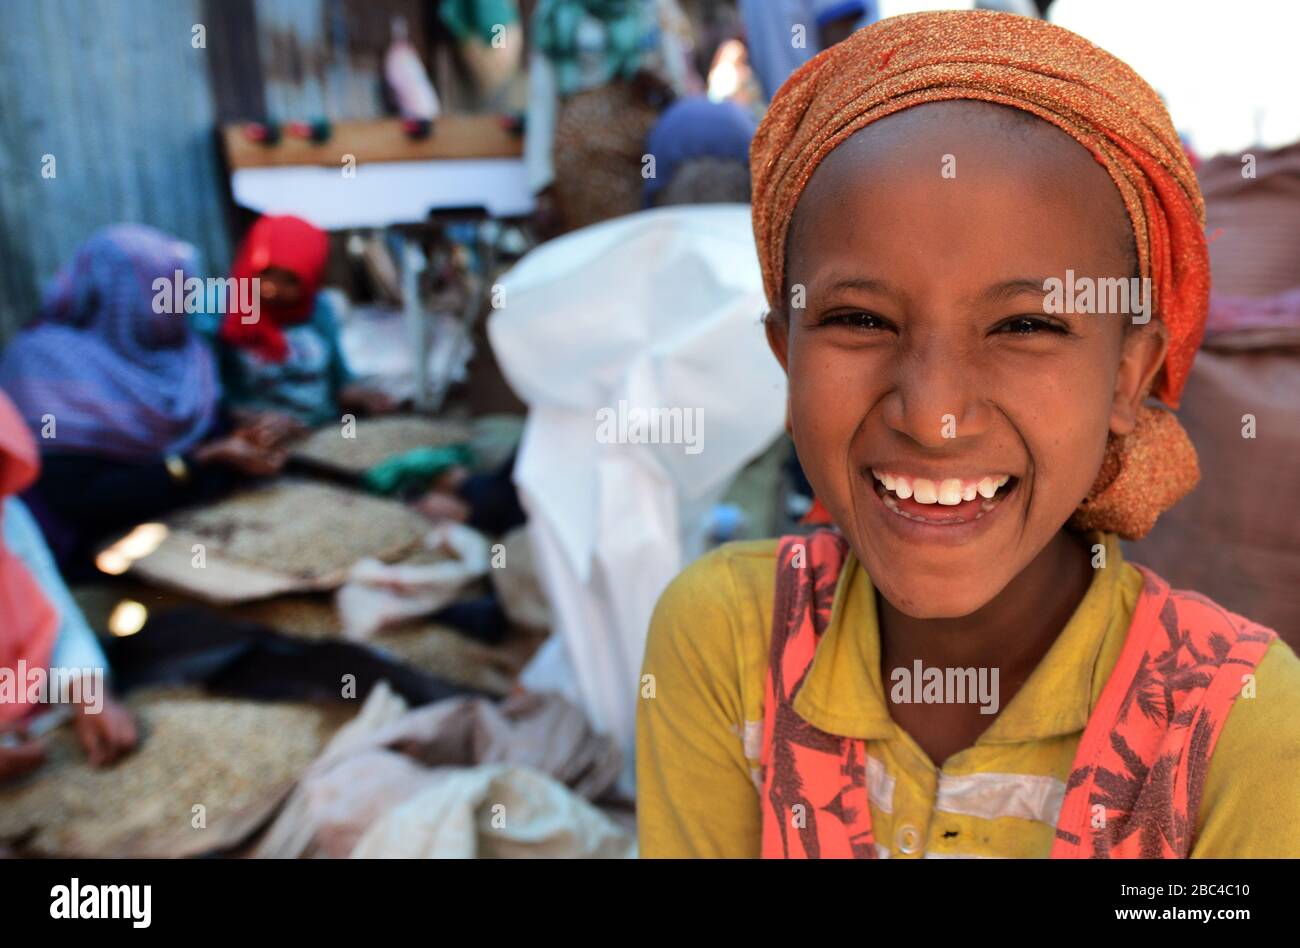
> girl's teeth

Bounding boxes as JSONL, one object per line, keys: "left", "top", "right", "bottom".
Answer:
{"left": 937, "top": 479, "right": 963, "bottom": 506}
{"left": 912, "top": 479, "right": 938, "bottom": 504}
{"left": 873, "top": 471, "right": 1013, "bottom": 506}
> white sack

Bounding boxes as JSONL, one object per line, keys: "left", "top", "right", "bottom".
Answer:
{"left": 487, "top": 205, "right": 786, "bottom": 788}
{"left": 337, "top": 521, "right": 492, "bottom": 641}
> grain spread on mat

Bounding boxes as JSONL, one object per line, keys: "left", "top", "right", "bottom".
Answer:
{"left": 0, "top": 688, "right": 339, "bottom": 857}
{"left": 291, "top": 416, "right": 472, "bottom": 474}
{"left": 170, "top": 481, "right": 424, "bottom": 579}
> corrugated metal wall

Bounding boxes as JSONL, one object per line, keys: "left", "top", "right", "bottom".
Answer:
{"left": 0, "top": 0, "right": 230, "bottom": 341}
{"left": 0, "top": 0, "right": 442, "bottom": 343}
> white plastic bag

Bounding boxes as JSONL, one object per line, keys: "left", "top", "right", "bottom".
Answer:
{"left": 337, "top": 521, "right": 491, "bottom": 641}
{"left": 487, "top": 205, "right": 786, "bottom": 783}
{"left": 349, "top": 764, "right": 634, "bottom": 859}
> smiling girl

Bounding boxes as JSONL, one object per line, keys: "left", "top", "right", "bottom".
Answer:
{"left": 637, "top": 11, "right": 1300, "bottom": 859}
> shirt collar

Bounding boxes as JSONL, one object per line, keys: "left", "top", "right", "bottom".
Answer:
{"left": 791, "top": 532, "right": 1126, "bottom": 745}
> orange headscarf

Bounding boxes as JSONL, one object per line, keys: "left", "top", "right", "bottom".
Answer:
{"left": 752, "top": 10, "right": 1209, "bottom": 537}
{"left": 0, "top": 391, "right": 58, "bottom": 725}
{"left": 751, "top": 9, "right": 1209, "bottom": 408}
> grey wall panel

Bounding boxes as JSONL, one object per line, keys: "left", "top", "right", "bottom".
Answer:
{"left": 0, "top": 0, "right": 229, "bottom": 341}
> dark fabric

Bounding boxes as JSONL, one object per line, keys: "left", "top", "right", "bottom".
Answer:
{"left": 106, "top": 607, "right": 486, "bottom": 706}
{"left": 458, "top": 451, "right": 526, "bottom": 536}
{"left": 36, "top": 452, "right": 233, "bottom": 531}
{"left": 431, "top": 592, "right": 510, "bottom": 646}
{"left": 24, "top": 426, "right": 238, "bottom": 578}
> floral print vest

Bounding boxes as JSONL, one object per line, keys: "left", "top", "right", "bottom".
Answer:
{"left": 759, "top": 529, "right": 1276, "bottom": 858}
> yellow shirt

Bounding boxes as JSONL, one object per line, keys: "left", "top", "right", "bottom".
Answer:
{"left": 637, "top": 533, "right": 1300, "bottom": 858}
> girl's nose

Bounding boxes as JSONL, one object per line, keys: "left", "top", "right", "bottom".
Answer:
{"left": 880, "top": 336, "right": 993, "bottom": 448}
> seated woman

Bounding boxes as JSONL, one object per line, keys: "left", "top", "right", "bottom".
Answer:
{"left": 0, "top": 225, "right": 288, "bottom": 574}
{"left": 0, "top": 390, "right": 135, "bottom": 783}
{"left": 208, "top": 214, "right": 396, "bottom": 428}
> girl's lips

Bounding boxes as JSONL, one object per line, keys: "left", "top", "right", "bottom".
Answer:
{"left": 862, "top": 469, "right": 1021, "bottom": 545}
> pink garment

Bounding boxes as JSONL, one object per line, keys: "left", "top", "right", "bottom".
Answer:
{"left": 0, "top": 391, "right": 59, "bottom": 725}
{"left": 1206, "top": 287, "right": 1300, "bottom": 344}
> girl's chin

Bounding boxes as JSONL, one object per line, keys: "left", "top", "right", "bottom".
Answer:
{"left": 834, "top": 495, "right": 1023, "bottom": 618}
{"left": 868, "top": 570, "right": 1013, "bottom": 619}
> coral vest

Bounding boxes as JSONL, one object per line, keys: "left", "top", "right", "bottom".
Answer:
{"left": 759, "top": 529, "right": 1276, "bottom": 859}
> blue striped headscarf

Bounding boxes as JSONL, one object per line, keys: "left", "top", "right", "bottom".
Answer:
{"left": 0, "top": 224, "right": 221, "bottom": 462}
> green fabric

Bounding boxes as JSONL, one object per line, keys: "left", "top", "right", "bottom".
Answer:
{"left": 533, "top": 0, "right": 652, "bottom": 96}
{"left": 440, "top": 0, "right": 520, "bottom": 44}
{"left": 363, "top": 444, "right": 474, "bottom": 496}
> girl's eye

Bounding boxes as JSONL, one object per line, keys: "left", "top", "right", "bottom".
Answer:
{"left": 995, "top": 316, "right": 1068, "bottom": 335}
{"left": 823, "top": 311, "right": 888, "bottom": 330}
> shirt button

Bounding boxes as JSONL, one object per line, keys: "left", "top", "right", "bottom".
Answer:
{"left": 896, "top": 824, "right": 922, "bottom": 856}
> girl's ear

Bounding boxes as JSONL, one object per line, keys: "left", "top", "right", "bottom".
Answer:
{"left": 1110, "top": 319, "right": 1168, "bottom": 436}
{"left": 764, "top": 309, "right": 791, "bottom": 372}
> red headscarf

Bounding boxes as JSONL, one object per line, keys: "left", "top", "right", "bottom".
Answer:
{"left": 0, "top": 391, "right": 58, "bottom": 725}
{"left": 221, "top": 215, "right": 331, "bottom": 364}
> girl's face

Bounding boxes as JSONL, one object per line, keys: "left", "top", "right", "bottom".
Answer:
{"left": 769, "top": 101, "right": 1166, "bottom": 618}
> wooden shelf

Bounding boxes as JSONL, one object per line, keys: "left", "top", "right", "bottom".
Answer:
{"left": 222, "top": 115, "right": 523, "bottom": 170}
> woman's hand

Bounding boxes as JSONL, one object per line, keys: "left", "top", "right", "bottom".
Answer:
{"left": 237, "top": 411, "right": 308, "bottom": 450}
{"left": 73, "top": 695, "right": 138, "bottom": 768}
{"left": 194, "top": 432, "right": 289, "bottom": 477}
{"left": 339, "top": 384, "right": 399, "bottom": 416}
{"left": 412, "top": 489, "right": 471, "bottom": 524}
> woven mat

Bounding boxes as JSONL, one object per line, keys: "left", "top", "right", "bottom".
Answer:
{"left": 290, "top": 415, "right": 472, "bottom": 476}
{"left": 0, "top": 688, "right": 350, "bottom": 857}
{"left": 118, "top": 480, "right": 425, "bottom": 605}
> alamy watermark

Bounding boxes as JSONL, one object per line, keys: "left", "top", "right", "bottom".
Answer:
{"left": 890, "top": 660, "right": 999, "bottom": 715}
{"left": 0, "top": 663, "right": 104, "bottom": 715}
{"left": 1043, "top": 270, "right": 1150, "bottom": 324}
{"left": 50, "top": 878, "right": 150, "bottom": 928}
{"left": 596, "top": 400, "right": 703, "bottom": 455}
{"left": 151, "top": 272, "right": 261, "bottom": 324}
